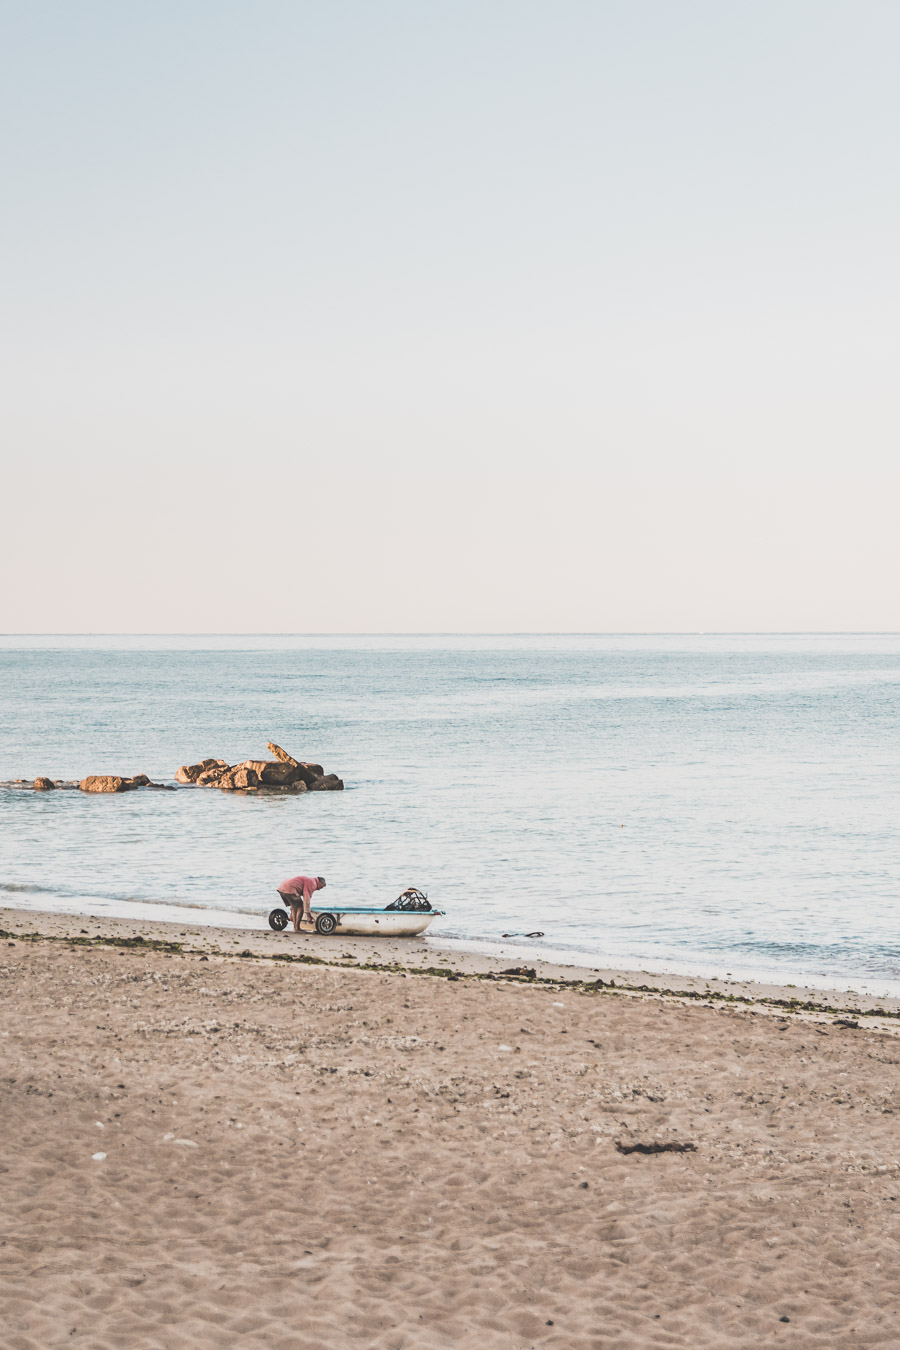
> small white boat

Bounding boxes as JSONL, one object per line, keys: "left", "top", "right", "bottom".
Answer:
{"left": 268, "top": 888, "right": 443, "bottom": 937}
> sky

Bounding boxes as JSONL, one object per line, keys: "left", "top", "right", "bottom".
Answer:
{"left": 2, "top": 0, "right": 898, "bottom": 632}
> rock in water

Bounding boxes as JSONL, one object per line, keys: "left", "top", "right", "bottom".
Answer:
{"left": 236, "top": 759, "right": 268, "bottom": 778}
{"left": 232, "top": 759, "right": 289, "bottom": 785}
{"left": 196, "top": 765, "right": 232, "bottom": 786}
{"left": 267, "top": 742, "right": 299, "bottom": 767}
{"left": 296, "top": 763, "right": 325, "bottom": 786}
{"left": 34, "top": 777, "right": 57, "bottom": 791}
{"left": 259, "top": 761, "right": 304, "bottom": 786}
{"left": 170, "top": 747, "right": 338, "bottom": 792}
{"left": 79, "top": 774, "right": 152, "bottom": 793}
{"left": 175, "top": 758, "right": 225, "bottom": 783}
{"left": 265, "top": 744, "right": 326, "bottom": 782}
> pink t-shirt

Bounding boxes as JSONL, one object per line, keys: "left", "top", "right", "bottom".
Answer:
{"left": 278, "top": 875, "right": 323, "bottom": 903}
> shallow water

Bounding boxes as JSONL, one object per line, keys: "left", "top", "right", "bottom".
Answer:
{"left": 2, "top": 633, "right": 900, "bottom": 993}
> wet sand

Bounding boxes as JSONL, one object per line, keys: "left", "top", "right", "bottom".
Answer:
{"left": 3, "top": 906, "right": 900, "bottom": 1347}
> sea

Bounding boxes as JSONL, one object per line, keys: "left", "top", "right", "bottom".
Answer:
{"left": 2, "top": 634, "right": 900, "bottom": 996}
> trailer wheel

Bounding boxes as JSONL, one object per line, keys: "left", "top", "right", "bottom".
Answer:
{"left": 315, "top": 912, "right": 338, "bottom": 935}
{"left": 268, "top": 908, "right": 289, "bottom": 932}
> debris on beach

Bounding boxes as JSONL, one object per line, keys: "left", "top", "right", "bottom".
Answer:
{"left": 615, "top": 1139, "right": 697, "bottom": 1155}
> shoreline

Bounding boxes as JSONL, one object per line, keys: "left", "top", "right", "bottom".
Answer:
{"left": 7, "top": 890, "right": 900, "bottom": 1002}
{"left": 5, "top": 904, "right": 900, "bottom": 1023}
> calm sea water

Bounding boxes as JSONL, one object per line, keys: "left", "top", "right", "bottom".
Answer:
{"left": 2, "top": 634, "right": 900, "bottom": 994}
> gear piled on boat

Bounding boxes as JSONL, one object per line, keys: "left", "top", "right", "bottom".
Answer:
{"left": 386, "top": 888, "right": 432, "bottom": 912}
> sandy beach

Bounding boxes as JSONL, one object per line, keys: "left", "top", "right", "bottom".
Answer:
{"left": 3, "top": 909, "right": 900, "bottom": 1348}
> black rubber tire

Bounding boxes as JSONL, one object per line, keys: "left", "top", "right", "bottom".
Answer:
{"left": 268, "top": 908, "right": 289, "bottom": 932}
{"left": 315, "top": 912, "right": 338, "bottom": 935}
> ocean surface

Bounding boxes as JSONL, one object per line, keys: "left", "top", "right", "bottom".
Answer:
{"left": 2, "top": 634, "right": 900, "bottom": 995}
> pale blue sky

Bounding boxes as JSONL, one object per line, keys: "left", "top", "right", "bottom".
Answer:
{"left": 3, "top": 1, "right": 898, "bottom": 631}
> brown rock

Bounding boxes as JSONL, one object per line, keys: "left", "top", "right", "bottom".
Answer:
{"left": 266, "top": 760, "right": 324, "bottom": 787}
{"left": 294, "top": 763, "right": 324, "bottom": 787}
{"left": 79, "top": 776, "right": 127, "bottom": 793}
{"left": 34, "top": 777, "right": 57, "bottom": 791}
{"left": 308, "top": 774, "right": 344, "bottom": 791}
{"left": 230, "top": 766, "right": 261, "bottom": 790}
{"left": 236, "top": 760, "right": 269, "bottom": 778}
{"left": 265, "top": 746, "right": 326, "bottom": 782}
{"left": 267, "top": 743, "right": 300, "bottom": 768}
{"left": 235, "top": 759, "right": 307, "bottom": 786}
{"left": 260, "top": 761, "right": 304, "bottom": 786}
{"left": 196, "top": 765, "right": 232, "bottom": 786}
{"left": 124, "top": 774, "right": 151, "bottom": 789}
{"left": 175, "top": 758, "right": 223, "bottom": 784}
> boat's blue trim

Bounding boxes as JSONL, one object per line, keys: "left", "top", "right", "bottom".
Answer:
{"left": 309, "top": 906, "right": 441, "bottom": 916}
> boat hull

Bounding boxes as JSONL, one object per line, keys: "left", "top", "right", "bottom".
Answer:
{"left": 311, "top": 907, "right": 440, "bottom": 937}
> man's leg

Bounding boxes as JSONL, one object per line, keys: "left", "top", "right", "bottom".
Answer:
{"left": 290, "top": 902, "right": 303, "bottom": 931}
{"left": 300, "top": 886, "right": 316, "bottom": 928}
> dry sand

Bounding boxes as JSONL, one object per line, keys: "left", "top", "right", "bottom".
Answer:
{"left": 3, "top": 908, "right": 900, "bottom": 1348}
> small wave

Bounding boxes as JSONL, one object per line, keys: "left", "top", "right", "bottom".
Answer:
{"left": 0, "top": 878, "right": 261, "bottom": 918}
{"left": 117, "top": 894, "right": 264, "bottom": 919}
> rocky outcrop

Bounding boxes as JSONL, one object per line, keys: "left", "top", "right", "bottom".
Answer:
{"left": 196, "top": 765, "right": 231, "bottom": 786}
{"left": 267, "top": 743, "right": 325, "bottom": 785}
{"left": 14, "top": 741, "right": 341, "bottom": 797}
{"left": 182, "top": 742, "right": 342, "bottom": 793}
{"left": 261, "top": 761, "right": 303, "bottom": 786}
{"left": 217, "top": 763, "right": 310, "bottom": 792}
{"left": 80, "top": 776, "right": 128, "bottom": 793}
{"left": 79, "top": 774, "right": 153, "bottom": 793}
{"left": 175, "top": 759, "right": 226, "bottom": 783}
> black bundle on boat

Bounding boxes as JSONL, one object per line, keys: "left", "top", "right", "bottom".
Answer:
{"left": 386, "top": 888, "right": 432, "bottom": 912}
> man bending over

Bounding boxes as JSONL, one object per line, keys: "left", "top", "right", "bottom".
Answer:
{"left": 277, "top": 874, "right": 327, "bottom": 931}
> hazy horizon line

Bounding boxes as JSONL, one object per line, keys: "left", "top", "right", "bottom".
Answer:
{"left": 4, "top": 631, "right": 900, "bottom": 640}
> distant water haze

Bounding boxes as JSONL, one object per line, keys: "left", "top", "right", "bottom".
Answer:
{"left": 2, "top": 634, "right": 900, "bottom": 995}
